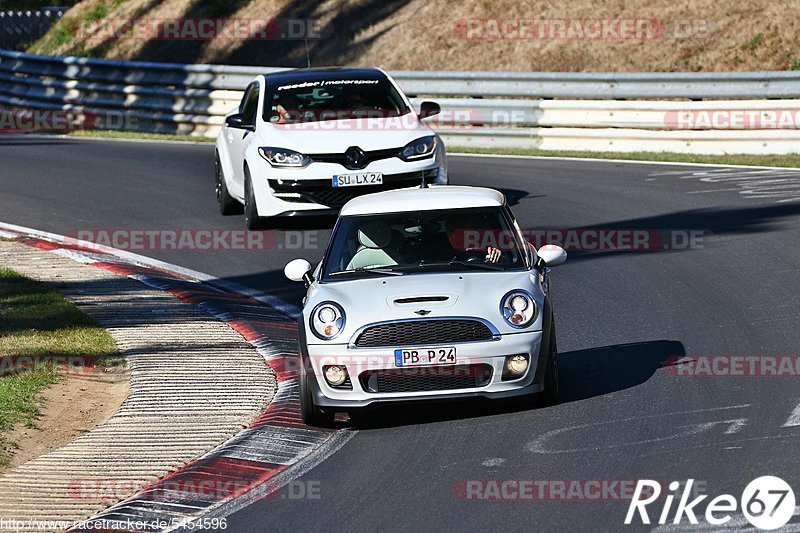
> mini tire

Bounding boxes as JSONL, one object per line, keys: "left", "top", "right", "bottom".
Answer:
{"left": 300, "top": 366, "right": 336, "bottom": 428}
{"left": 539, "top": 318, "right": 560, "bottom": 406}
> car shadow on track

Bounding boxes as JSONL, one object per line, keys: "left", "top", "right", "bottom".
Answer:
{"left": 562, "top": 203, "right": 800, "bottom": 264}
{"left": 495, "top": 188, "right": 539, "bottom": 206}
{"left": 251, "top": 214, "right": 338, "bottom": 231}
{"left": 346, "top": 339, "right": 684, "bottom": 429}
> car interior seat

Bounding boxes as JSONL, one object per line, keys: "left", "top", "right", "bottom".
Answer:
{"left": 346, "top": 221, "right": 404, "bottom": 270}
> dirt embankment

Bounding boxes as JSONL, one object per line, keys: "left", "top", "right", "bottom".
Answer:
{"left": 29, "top": 0, "right": 800, "bottom": 72}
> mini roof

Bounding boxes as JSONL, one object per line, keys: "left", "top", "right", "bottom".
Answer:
{"left": 339, "top": 186, "right": 506, "bottom": 216}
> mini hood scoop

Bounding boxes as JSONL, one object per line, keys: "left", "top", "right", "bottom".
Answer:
{"left": 389, "top": 294, "right": 457, "bottom": 309}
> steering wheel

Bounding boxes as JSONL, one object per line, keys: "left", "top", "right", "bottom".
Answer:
{"left": 462, "top": 247, "right": 485, "bottom": 263}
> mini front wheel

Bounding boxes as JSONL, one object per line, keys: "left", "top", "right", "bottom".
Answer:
{"left": 539, "top": 319, "right": 560, "bottom": 406}
{"left": 300, "top": 369, "right": 336, "bottom": 428}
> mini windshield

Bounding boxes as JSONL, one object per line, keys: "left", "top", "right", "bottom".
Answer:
{"left": 264, "top": 74, "right": 410, "bottom": 124}
{"left": 323, "top": 207, "right": 528, "bottom": 280}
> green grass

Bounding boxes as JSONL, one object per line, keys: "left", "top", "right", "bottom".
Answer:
{"left": 0, "top": 268, "right": 118, "bottom": 466}
{"left": 741, "top": 33, "right": 764, "bottom": 53}
{"left": 787, "top": 52, "right": 800, "bottom": 71}
{"left": 0, "top": 367, "right": 59, "bottom": 463}
{"left": 29, "top": 16, "right": 79, "bottom": 55}
{"left": 0, "top": 269, "right": 118, "bottom": 357}
{"left": 448, "top": 146, "right": 800, "bottom": 169}
{"left": 66, "top": 129, "right": 215, "bottom": 143}
{"left": 85, "top": 3, "right": 108, "bottom": 22}
{"left": 62, "top": 129, "right": 800, "bottom": 168}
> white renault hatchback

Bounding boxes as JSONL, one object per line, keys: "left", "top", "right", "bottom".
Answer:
{"left": 284, "top": 186, "right": 567, "bottom": 427}
{"left": 215, "top": 67, "right": 448, "bottom": 228}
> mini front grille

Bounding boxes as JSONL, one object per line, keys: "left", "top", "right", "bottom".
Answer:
{"left": 353, "top": 319, "right": 495, "bottom": 348}
{"left": 359, "top": 364, "right": 493, "bottom": 394}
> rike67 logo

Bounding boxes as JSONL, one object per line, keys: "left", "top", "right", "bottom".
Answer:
{"left": 625, "top": 477, "right": 796, "bottom": 530}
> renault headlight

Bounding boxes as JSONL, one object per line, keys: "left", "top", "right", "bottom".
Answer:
{"left": 500, "top": 290, "right": 537, "bottom": 328}
{"left": 400, "top": 136, "right": 437, "bottom": 161}
{"left": 259, "top": 147, "right": 311, "bottom": 168}
{"left": 310, "top": 302, "right": 345, "bottom": 340}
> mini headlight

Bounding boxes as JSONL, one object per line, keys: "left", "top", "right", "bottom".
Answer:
{"left": 310, "top": 302, "right": 345, "bottom": 340}
{"left": 510, "top": 295, "right": 528, "bottom": 311}
{"left": 259, "top": 147, "right": 311, "bottom": 168}
{"left": 500, "top": 290, "right": 537, "bottom": 328}
{"left": 400, "top": 136, "right": 437, "bottom": 161}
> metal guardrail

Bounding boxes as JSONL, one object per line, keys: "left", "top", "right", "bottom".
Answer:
{"left": 1, "top": 49, "right": 800, "bottom": 154}
{"left": 394, "top": 70, "right": 800, "bottom": 99}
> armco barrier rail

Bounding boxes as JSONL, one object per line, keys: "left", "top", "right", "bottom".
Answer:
{"left": 1, "top": 49, "right": 800, "bottom": 154}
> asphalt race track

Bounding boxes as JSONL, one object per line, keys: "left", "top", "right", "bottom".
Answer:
{"left": 2, "top": 135, "right": 800, "bottom": 531}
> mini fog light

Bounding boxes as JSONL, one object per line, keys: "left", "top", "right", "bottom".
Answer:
{"left": 506, "top": 354, "right": 529, "bottom": 375}
{"left": 323, "top": 365, "right": 347, "bottom": 386}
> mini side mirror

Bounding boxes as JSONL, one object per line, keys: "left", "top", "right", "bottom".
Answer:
{"left": 284, "top": 258, "right": 314, "bottom": 283}
{"left": 537, "top": 244, "right": 567, "bottom": 267}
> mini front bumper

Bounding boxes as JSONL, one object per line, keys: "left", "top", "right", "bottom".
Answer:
{"left": 303, "top": 330, "right": 546, "bottom": 409}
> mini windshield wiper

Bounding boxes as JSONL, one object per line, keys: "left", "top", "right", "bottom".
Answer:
{"left": 330, "top": 266, "right": 404, "bottom": 277}
{"left": 449, "top": 259, "right": 506, "bottom": 271}
{"left": 416, "top": 260, "right": 506, "bottom": 271}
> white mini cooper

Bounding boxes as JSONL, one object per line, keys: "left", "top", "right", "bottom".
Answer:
{"left": 284, "top": 186, "right": 567, "bottom": 426}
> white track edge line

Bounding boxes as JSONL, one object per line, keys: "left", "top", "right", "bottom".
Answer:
{"left": 166, "top": 429, "right": 356, "bottom": 531}
{"left": 0, "top": 220, "right": 301, "bottom": 319}
{"left": 448, "top": 152, "right": 800, "bottom": 171}
{"left": 3, "top": 220, "right": 351, "bottom": 528}
{"left": 18, "top": 132, "right": 800, "bottom": 171}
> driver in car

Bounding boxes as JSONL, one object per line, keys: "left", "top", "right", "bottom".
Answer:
{"left": 274, "top": 94, "right": 300, "bottom": 123}
{"left": 443, "top": 214, "right": 502, "bottom": 263}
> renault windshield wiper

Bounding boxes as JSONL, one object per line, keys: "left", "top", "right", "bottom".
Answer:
{"left": 330, "top": 266, "right": 404, "bottom": 276}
